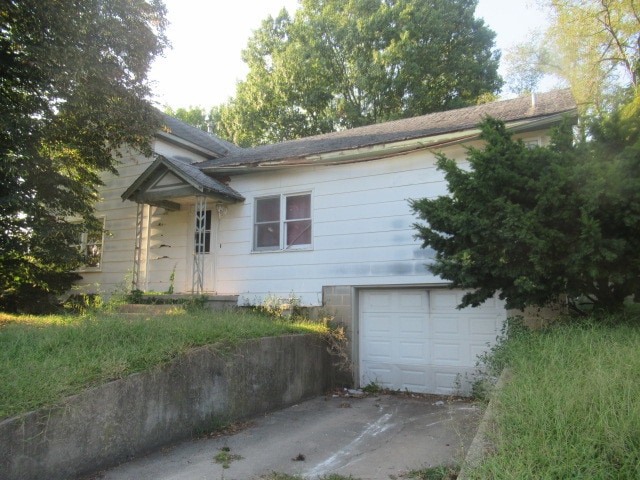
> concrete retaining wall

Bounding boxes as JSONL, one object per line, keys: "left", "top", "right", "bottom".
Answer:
{"left": 0, "top": 335, "right": 333, "bottom": 480}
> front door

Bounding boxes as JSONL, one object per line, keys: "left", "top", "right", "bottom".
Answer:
{"left": 192, "top": 207, "right": 216, "bottom": 293}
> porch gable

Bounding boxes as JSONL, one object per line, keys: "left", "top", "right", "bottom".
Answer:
{"left": 121, "top": 155, "right": 244, "bottom": 210}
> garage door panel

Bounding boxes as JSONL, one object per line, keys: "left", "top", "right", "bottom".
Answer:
{"left": 430, "top": 290, "right": 501, "bottom": 313}
{"left": 363, "top": 291, "right": 395, "bottom": 310}
{"left": 363, "top": 313, "right": 394, "bottom": 335}
{"left": 432, "top": 316, "right": 462, "bottom": 335}
{"left": 398, "top": 314, "right": 428, "bottom": 336}
{"left": 429, "top": 290, "right": 459, "bottom": 310}
{"left": 362, "top": 364, "right": 432, "bottom": 393}
{"left": 361, "top": 363, "right": 394, "bottom": 387}
{"left": 398, "top": 290, "right": 428, "bottom": 308}
{"left": 433, "top": 342, "right": 462, "bottom": 364}
{"left": 363, "top": 339, "right": 393, "bottom": 361}
{"left": 360, "top": 289, "right": 505, "bottom": 395}
{"left": 397, "top": 366, "right": 430, "bottom": 391}
{"left": 434, "top": 369, "right": 466, "bottom": 395}
{"left": 398, "top": 340, "right": 428, "bottom": 362}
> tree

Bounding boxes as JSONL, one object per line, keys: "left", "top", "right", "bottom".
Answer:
{"left": 502, "top": 32, "right": 565, "bottom": 96}
{"left": 505, "top": 0, "right": 639, "bottom": 109}
{"left": 0, "top": 0, "right": 167, "bottom": 312}
{"left": 164, "top": 106, "right": 209, "bottom": 132}
{"left": 217, "top": 0, "right": 502, "bottom": 146}
{"left": 577, "top": 89, "right": 640, "bottom": 309}
{"left": 545, "top": 0, "right": 639, "bottom": 108}
{"left": 411, "top": 107, "right": 640, "bottom": 315}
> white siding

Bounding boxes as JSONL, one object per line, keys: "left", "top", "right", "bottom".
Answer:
{"left": 144, "top": 206, "right": 191, "bottom": 293}
{"left": 214, "top": 146, "right": 469, "bottom": 305}
{"left": 74, "top": 139, "right": 209, "bottom": 296}
{"left": 81, "top": 128, "right": 554, "bottom": 303}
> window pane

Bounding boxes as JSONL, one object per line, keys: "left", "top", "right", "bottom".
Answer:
{"left": 256, "top": 222, "right": 280, "bottom": 248}
{"left": 257, "top": 197, "right": 280, "bottom": 222}
{"left": 85, "top": 243, "right": 101, "bottom": 268}
{"left": 286, "top": 194, "right": 310, "bottom": 220}
{"left": 194, "top": 210, "right": 212, "bottom": 253}
{"left": 84, "top": 229, "right": 102, "bottom": 267}
{"left": 75, "top": 219, "right": 104, "bottom": 269}
{"left": 195, "top": 232, "right": 211, "bottom": 254}
{"left": 286, "top": 220, "right": 311, "bottom": 246}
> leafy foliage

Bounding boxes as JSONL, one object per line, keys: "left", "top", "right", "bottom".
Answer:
{"left": 544, "top": 0, "right": 640, "bottom": 108}
{"left": 505, "top": 0, "right": 639, "bottom": 109}
{"left": 502, "top": 31, "right": 564, "bottom": 96}
{"left": 411, "top": 96, "right": 640, "bottom": 313}
{"left": 0, "top": 0, "right": 167, "bottom": 312}
{"left": 163, "top": 105, "right": 217, "bottom": 132}
{"left": 215, "top": 0, "right": 502, "bottom": 146}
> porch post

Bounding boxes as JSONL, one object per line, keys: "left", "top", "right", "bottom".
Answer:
{"left": 192, "top": 196, "right": 207, "bottom": 294}
{"left": 132, "top": 202, "right": 144, "bottom": 291}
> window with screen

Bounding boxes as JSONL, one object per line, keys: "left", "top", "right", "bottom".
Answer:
{"left": 254, "top": 193, "right": 312, "bottom": 251}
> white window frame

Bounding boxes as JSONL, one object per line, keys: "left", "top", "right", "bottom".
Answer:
{"left": 524, "top": 137, "right": 542, "bottom": 148}
{"left": 253, "top": 192, "right": 313, "bottom": 252}
{"left": 77, "top": 216, "right": 105, "bottom": 271}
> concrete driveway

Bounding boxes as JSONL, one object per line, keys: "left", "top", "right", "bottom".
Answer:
{"left": 96, "top": 393, "right": 482, "bottom": 480}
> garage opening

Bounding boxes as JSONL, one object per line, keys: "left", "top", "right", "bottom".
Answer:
{"left": 358, "top": 288, "right": 505, "bottom": 395}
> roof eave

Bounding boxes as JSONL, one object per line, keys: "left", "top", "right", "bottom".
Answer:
{"left": 202, "top": 110, "right": 577, "bottom": 174}
{"left": 155, "top": 131, "right": 224, "bottom": 160}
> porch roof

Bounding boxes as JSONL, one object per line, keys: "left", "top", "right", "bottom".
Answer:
{"left": 121, "top": 155, "right": 245, "bottom": 210}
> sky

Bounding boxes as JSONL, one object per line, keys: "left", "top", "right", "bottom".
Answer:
{"left": 148, "top": 0, "right": 549, "bottom": 110}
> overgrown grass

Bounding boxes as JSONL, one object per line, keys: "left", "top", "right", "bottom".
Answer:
{"left": 261, "top": 474, "right": 358, "bottom": 480}
{"left": 467, "top": 318, "right": 640, "bottom": 479}
{"left": 0, "top": 308, "right": 327, "bottom": 420}
{"left": 405, "top": 465, "right": 458, "bottom": 479}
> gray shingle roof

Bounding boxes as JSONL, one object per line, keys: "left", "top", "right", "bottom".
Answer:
{"left": 162, "top": 156, "right": 244, "bottom": 200}
{"left": 157, "top": 112, "right": 243, "bottom": 158}
{"left": 121, "top": 155, "right": 245, "bottom": 203}
{"left": 198, "top": 89, "right": 576, "bottom": 170}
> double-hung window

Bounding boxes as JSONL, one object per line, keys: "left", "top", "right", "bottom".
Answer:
{"left": 254, "top": 193, "right": 312, "bottom": 251}
{"left": 77, "top": 217, "right": 105, "bottom": 270}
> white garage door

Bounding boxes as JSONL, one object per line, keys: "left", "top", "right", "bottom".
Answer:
{"left": 359, "top": 289, "right": 505, "bottom": 395}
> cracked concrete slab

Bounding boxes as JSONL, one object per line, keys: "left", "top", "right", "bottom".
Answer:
{"left": 97, "top": 393, "right": 482, "bottom": 480}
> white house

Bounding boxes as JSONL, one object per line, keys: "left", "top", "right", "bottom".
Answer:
{"left": 77, "top": 89, "right": 577, "bottom": 394}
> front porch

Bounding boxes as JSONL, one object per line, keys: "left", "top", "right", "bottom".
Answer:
{"left": 121, "top": 155, "right": 245, "bottom": 295}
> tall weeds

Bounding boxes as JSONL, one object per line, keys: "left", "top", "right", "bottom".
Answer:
{"left": 468, "top": 319, "right": 640, "bottom": 479}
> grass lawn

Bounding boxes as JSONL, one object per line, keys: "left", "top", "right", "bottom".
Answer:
{"left": 466, "top": 317, "right": 640, "bottom": 479}
{"left": 0, "top": 308, "right": 327, "bottom": 420}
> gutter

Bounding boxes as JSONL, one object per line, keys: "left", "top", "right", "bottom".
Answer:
{"left": 203, "top": 111, "right": 575, "bottom": 174}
